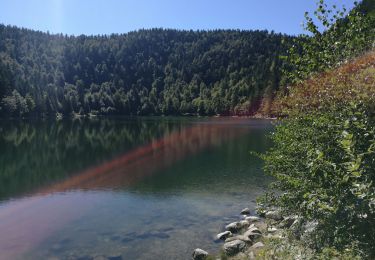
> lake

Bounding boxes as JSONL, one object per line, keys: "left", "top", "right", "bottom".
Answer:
{"left": 0, "top": 117, "right": 273, "bottom": 260}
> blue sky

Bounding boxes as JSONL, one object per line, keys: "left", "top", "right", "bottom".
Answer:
{"left": 0, "top": 0, "right": 356, "bottom": 36}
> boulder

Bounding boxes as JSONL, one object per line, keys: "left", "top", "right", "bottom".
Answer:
{"left": 251, "top": 242, "right": 265, "bottom": 249}
{"left": 240, "top": 208, "right": 251, "bottom": 215}
{"left": 243, "top": 230, "right": 262, "bottom": 240}
{"left": 245, "top": 216, "right": 260, "bottom": 223}
{"left": 238, "top": 220, "right": 250, "bottom": 229}
{"left": 223, "top": 240, "right": 246, "bottom": 256}
{"left": 225, "top": 235, "right": 251, "bottom": 243}
{"left": 216, "top": 231, "right": 232, "bottom": 240}
{"left": 225, "top": 222, "right": 240, "bottom": 232}
{"left": 247, "top": 226, "right": 262, "bottom": 234}
{"left": 265, "top": 210, "right": 283, "bottom": 221}
{"left": 192, "top": 248, "right": 208, "bottom": 260}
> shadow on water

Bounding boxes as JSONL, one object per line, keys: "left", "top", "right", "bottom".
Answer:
{"left": 0, "top": 117, "right": 273, "bottom": 260}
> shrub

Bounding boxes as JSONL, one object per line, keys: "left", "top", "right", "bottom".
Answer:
{"left": 262, "top": 102, "right": 375, "bottom": 253}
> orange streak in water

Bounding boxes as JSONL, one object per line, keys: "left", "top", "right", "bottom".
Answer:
{"left": 0, "top": 120, "right": 248, "bottom": 260}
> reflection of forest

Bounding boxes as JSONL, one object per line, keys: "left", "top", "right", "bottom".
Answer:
{"left": 40, "top": 122, "right": 247, "bottom": 193}
{"left": 0, "top": 118, "right": 185, "bottom": 200}
{"left": 0, "top": 118, "right": 271, "bottom": 260}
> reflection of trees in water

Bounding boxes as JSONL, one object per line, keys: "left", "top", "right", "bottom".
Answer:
{"left": 40, "top": 123, "right": 247, "bottom": 193}
{"left": 0, "top": 118, "right": 184, "bottom": 200}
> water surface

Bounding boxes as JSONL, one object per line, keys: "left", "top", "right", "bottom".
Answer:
{"left": 0, "top": 117, "right": 273, "bottom": 260}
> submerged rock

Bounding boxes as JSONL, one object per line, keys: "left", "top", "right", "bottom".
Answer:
{"left": 192, "top": 248, "right": 208, "bottom": 260}
{"left": 107, "top": 254, "right": 123, "bottom": 260}
{"left": 93, "top": 256, "right": 107, "bottom": 260}
{"left": 223, "top": 239, "right": 246, "bottom": 255}
{"left": 240, "top": 208, "right": 251, "bottom": 215}
{"left": 217, "top": 231, "right": 232, "bottom": 240}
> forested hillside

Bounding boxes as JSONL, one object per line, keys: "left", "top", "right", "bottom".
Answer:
{"left": 0, "top": 27, "right": 292, "bottom": 117}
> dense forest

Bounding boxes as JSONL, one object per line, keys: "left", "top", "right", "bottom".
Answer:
{"left": 0, "top": 27, "right": 293, "bottom": 117}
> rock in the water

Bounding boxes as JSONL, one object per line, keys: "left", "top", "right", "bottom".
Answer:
{"left": 240, "top": 208, "right": 251, "bottom": 215}
{"left": 192, "top": 248, "right": 208, "bottom": 260}
{"left": 225, "top": 222, "right": 240, "bottom": 232}
{"left": 225, "top": 220, "right": 250, "bottom": 233}
{"left": 245, "top": 216, "right": 260, "bottom": 223}
{"left": 225, "top": 235, "right": 251, "bottom": 243}
{"left": 251, "top": 242, "right": 265, "bottom": 249}
{"left": 223, "top": 240, "right": 246, "bottom": 256}
{"left": 238, "top": 220, "right": 250, "bottom": 228}
{"left": 216, "top": 231, "right": 232, "bottom": 240}
{"left": 265, "top": 210, "right": 283, "bottom": 221}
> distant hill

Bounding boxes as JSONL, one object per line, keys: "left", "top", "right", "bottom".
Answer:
{"left": 0, "top": 26, "right": 293, "bottom": 117}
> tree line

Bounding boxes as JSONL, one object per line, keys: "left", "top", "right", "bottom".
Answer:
{"left": 0, "top": 27, "right": 293, "bottom": 117}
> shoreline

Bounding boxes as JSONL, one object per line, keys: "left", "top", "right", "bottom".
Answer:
{"left": 192, "top": 206, "right": 301, "bottom": 260}
{"left": 0, "top": 113, "right": 277, "bottom": 121}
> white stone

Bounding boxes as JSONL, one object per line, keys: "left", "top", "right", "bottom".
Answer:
{"left": 192, "top": 248, "right": 208, "bottom": 260}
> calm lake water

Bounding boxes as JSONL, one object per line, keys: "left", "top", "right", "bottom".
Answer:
{"left": 0, "top": 117, "right": 273, "bottom": 260}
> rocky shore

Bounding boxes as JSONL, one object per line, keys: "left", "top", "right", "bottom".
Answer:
{"left": 192, "top": 206, "right": 304, "bottom": 260}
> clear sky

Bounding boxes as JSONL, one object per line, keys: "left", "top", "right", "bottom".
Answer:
{"left": 0, "top": 0, "right": 356, "bottom": 36}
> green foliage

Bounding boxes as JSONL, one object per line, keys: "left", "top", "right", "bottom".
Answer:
{"left": 1, "top": 89, "right": 34, "bottom": 116}
{"left": 0, "top": 26, "right": 293, "bottom": 117}
{"left": 260, "top": 1, "right": 375, "bottom": 258}
{"left": 285, "top": 0, "right": 375, "bottom": 84}
{"left": 262, "top": 102, "right": 375, "bottom": 258}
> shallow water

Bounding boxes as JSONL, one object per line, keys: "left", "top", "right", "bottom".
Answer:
{"left": 0, "top": 117, "right": 273, "bottom": 260}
